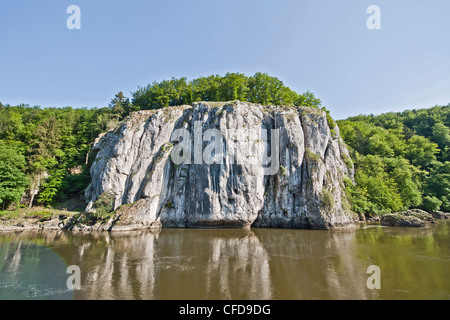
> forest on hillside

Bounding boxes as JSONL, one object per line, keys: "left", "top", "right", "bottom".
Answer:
{"left": 0, "top": 72, "right": 448, "bottom": 216}
{"left": 338, "top": 105, "right": 450, "bottom": 214}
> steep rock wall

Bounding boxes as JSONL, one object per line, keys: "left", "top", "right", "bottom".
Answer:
{"left": 83, "top": 101, "right": 356, "bottom": 230}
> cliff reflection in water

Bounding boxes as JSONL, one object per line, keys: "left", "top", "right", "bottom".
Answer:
{"left": 66, "top": 229, "right": 375, "bottom": 299}
{"left": 1, "top": 221, "right": 448, "bottom": 300}
{"left": 71, "top": 229, "right": 273, "bottom": 299}
{"left": 0, "top": 228, "right": 376, "bottom": 299}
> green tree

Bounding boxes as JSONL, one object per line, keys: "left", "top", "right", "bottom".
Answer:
{"left": 0, "top": 143, "right": 29, "bottom": 210}
{"left": 131, "top": 72, "right": 321, "bottom": 109}
{"left": 404, "top": 135, "right": 439, "bottom": 169}
{"left": 295, "top": 91, "right": 322, "bottom": 107}
{"left": 37, "top": 169, "right": 65, "bottom": 205}
{"left": 425, "top": 161, "right": 450, "bottom": 211}
{"left": 219, "top": 73, "right": 249, "bottom": 101}
{"left": 351, "top": 154, "right": 404, "bottom": 214}
{"left": 339, "top": 104, "right": 449, "bottom": 215}
{"left": 92, "top": 191, "right": 115, "bottom": 220}
{"left": 109, "top": 91, "right": 140, "bottom": 120}
{"left": 191, "top": 75, "right": 221, "bottom": 101}
{"left": 248, "top": 72, "right": 282, "bottom": 105}
{"left": 421, "top": 196, "right": 442, "bottom": 212}
{"left": 384, "top": 157, "right": 422, "bottom": 208}
{"left": 432, "top": 122, "right": 450, "bottom": 154}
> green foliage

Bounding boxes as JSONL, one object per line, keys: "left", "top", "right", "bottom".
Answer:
{"left": 351, "top": 154, "right": 404, "bottom": 214}
{"left": 305, "top": 148, "right": 320, "bottom": 162}
{"left": 321, "top": 188, "right": 335, "bottom": 210}
{"left": 37, "top": 170, "right": 65, "bottom": 205}
{"left": 26, "top": 210, "right": 53, "bottom": 221}
{"left": 341, "top": 152, "right": 353, "bottom": 168}
{"left": 109, "top": 91, "right": 139, "bottom": 120}
{"left": 0, "top": 104, "right": 115, "bottom": 207}
{"left": 339, "top": 104, "right": 450, "bottom": 215}
{"left": 0, "top": 73, "right": 321, "bottom": 211}
{"left": 424, "top": 161, "right": 450, "bottom": 211}
{"left": 344, "top": 104, "right": 449, "bottom": 162}
{"left": 383, "top": 157, "right": 422, "bottom": 208}
{"left": 0, "top": 209, "right": 21, "bottom": 219}
{"left": 1, "top": 84, "right": 446, "bottom": 219}
{"left": 421, "top": 196, "right": 442, "bottom": 212}
{"left": 57, "top": 168, "right": 90, "bottom": 201}
{"left": 132, "top": 72, "right": 321, "bottom": 110}
{"left": 297, "top": 91, "right": 322, "bottom": 108}
{"left": 92, "top": 191, "right": 115, "bottom": 220}
{"left": 324, "top": 108, "right": 337, "bottom": 136}
{"left": 431, "top": 122, "right": 450, "bottom": 153}
{"left": 0, "top": 143, "right": 29, "bottom": 210}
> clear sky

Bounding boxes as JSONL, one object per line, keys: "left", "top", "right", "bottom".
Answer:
{"left": 0, "top": 0, "right": 449, "bottom": 119}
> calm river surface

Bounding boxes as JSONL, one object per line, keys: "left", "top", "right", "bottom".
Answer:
{"left": 0, "top": 221, "right": 449, "bottom": 300}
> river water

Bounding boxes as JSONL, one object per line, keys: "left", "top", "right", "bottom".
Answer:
{"left": 0, "top": 221, "right": 449, "bottom": 300}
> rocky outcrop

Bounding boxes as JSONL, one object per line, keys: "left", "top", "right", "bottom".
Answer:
{"left": 431, "top": 211, "right": 450, "bottom": 219}
{"left": 0, "top": 213, "right": 74, "bottom": 231}
{"left": 380, "top": 214, "right": 425, "bottom": 227}
{"left": 83, "top": 101, "right": 357, "bottom": 230}
{"left": 380, "top": 209, "right": 436, "bottom": 227}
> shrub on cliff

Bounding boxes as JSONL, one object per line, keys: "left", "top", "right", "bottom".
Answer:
{"left": 92, "top": 191, "right": 115, "bottom": 220}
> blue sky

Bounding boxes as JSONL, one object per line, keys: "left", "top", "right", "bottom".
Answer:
{"left": 0, "top": 0, "right": 449, "bottom": 119}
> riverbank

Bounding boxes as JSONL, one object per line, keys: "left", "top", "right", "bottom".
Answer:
{"left": 0, "top": 207, "right": 80, "bottom": 232}
{"left": 1, "top": 207, "right": 449, "bottom": 232}
{"left": 362, "top": 209, "right": 450, "bottom": 227}
{"left": 0, "top": 206, "right": 164, "bottom": 232}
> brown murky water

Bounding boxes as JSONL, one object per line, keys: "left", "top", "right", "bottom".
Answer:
{"left": 1, "top": 221, "right": 449, "bottom": 300}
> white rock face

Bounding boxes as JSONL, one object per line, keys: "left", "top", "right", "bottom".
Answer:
{"left": 84, "top": 102, "right": 356, "bottom": 230}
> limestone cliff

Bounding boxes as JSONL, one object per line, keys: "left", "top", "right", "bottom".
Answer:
{"left": 83, "top": 101, "right": 356, "bottom": 230}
